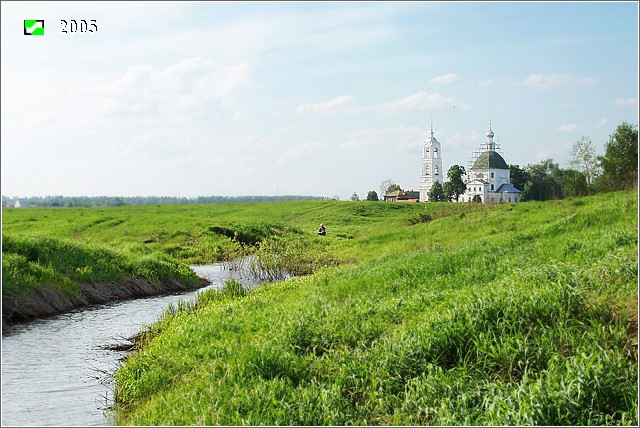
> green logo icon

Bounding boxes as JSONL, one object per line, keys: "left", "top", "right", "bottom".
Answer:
{"left": 24, "top": 20, "right": 44, "bottom": 36}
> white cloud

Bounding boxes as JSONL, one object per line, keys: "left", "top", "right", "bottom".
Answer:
{"left": 112, "top": 130, "right": 278, "bottom": 186}
{"left": 98, "top": 58, "right": 250, "bottom": 120}
{"left": 595, "top": 118, "right": 608, "bottom": 128}
{"left": 125, "top": 129, "right": 205, "bottom": 159}
{"left": 557, "top": 124, "right": 578, "bottom": 132}
{"left": 614, "top": 97, "right": 638, "bottom": 107}
{"left": 478, "top": 79, "right": 493, "bottom": 87}
{"left": 380, "top": 92, "right": 470, "bottom": 112}
{"left": 524, "top": 74, "right": 596, "bottom": 90}
{"left": 340, "top": 125, "right": 422, "bottom": 150}
{"left": 277, "top": 143, "right": 321, "bottom": 165}
{"left": 440, "top": 130, "right": 483, "bottom": 150}
{"left": 296, "top": 95, "right": 356, "bottom": 115}
{"left": 429, "top": 73, "right": 458, "bottom": 84}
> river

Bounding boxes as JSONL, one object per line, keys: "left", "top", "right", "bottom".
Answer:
{"left": 1, "top": 264, "right": 259, "bottom": 426}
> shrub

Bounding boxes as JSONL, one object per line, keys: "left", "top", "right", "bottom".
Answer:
{"left": 221, "top": 279, "right": 247, "bottom": 298}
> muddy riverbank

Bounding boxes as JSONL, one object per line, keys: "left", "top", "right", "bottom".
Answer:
{"left": 2, "top": 276, "right": 209, "bottom": 333}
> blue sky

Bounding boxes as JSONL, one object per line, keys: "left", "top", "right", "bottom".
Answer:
{"left": 1, "top": 1, "right": 638, "bottom": 200}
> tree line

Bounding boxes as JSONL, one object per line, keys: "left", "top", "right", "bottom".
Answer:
{"left": 1, "top": 194, "right": 329, "bottom": 208}
{"left": 362, "top": 121, "right": 638, "bottom": 203}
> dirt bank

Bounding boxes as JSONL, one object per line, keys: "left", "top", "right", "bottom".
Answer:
{"left": 2, "top": 276, "right": 209, "bottom": 334}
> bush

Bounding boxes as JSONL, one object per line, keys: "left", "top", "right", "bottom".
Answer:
{"left": 406, "top": 211, "right": 432, "bottom": 225}
{"left": 221, "top": 279, "right": 247, "bottom": 298}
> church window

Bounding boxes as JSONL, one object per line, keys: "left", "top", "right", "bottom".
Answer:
{"left": 433, "top": 148, "right": 438, "bottom": 158}
{"left": 434, "top": 165, "right": 439, "bottom": 175}
{"left": 491, "top": 172, "right": 494, "bottom": 178}
{"left": 491, "top": 184, "right": 494, "bottom": 191}
{"left": 425, "top": 148, "right": 430, "bottom": 158}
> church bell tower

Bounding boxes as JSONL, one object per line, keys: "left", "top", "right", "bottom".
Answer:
{"left": 419, "top": 117, "right": 443, "bottom": 202}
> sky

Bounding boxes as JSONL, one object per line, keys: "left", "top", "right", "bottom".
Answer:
{"left": 1, "top": 1, "right": 638, "bottom": 201}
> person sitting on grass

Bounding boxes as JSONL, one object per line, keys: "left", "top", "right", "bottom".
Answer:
{"left": 317, "top": 223, "right": 326, "bottom": 236}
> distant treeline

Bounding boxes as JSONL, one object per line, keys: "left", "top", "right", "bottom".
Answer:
{"left": 1, "top": 194, "right": 330, "bottom": 208}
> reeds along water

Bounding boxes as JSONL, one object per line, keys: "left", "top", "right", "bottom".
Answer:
{"left": 221, "top": 254, "right": 291, "bottom": 282}
{"left": 220, "top": 236, "right": 337, "bottom": 283}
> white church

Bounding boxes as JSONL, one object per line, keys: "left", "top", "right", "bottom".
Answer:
{"left": 418, "top": 123, "right": 443, "bottom": 202}
{"left": 419, "top": 121, "right": 521, "bottom": 203}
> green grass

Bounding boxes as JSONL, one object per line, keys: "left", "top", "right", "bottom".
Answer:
{"left": 1, "top": 233, "right": 202, "bottom": 301}
{"left": 109, "top": 191, "right": 637, "bottom": 425}
{"left": 2, "top": 199, "right": 468, "bottom": 324}
{"left": 2, "top": 200, "right": 435, "bottom": 264}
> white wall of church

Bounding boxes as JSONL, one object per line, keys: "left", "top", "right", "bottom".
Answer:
{"left": 419, "top": 136, "right": 443, "bottom": 202}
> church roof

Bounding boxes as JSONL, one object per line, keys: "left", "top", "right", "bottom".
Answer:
{"left": 472, "top": 150, "right": 509, "bottom": 170}
{"left": 496, "top": 183, "right": 521, "bottom": 193}
{"left": 465, "top": 178, "right": 489, "bottom": 185}
{"left": 425, "top": 134, "right": 439, "bottom": 145}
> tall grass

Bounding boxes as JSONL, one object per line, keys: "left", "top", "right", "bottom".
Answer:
{"left": 2, "top": 233, "right": 202, "bottom": 299}
{"left": 113, "top": 191, "right": 638, "bottom": 425}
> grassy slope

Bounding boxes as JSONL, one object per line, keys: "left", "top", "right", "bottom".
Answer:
{"left": 113, "top": 191, "right": 638, "bottom": 426}
{"left": 0, "top": 200, "right": 479, "bottom": 264}
{"left": 0, "top": 200, "right": 462, "bottom": 325}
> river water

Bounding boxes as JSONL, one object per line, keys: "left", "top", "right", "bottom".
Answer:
{"left": 1, "top": 264, "right": 258, "bottom": 426}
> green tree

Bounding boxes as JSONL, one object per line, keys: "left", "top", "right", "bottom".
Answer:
{"left": 597, "top": 122, "right": 638, "bottom": 191}
{"left": 350, "top": 192, "right": 360, "bottom": 202}
{"left": 427, "top": 182, "right": 446, "bottom": 202}
{"left": 523, "top": 159, "right": 563, "bottom": 201}
{"left": 109, "top": 197, "right": 125, "bottom": 207}
{"left": 561, "top": 169, "right": 589, "bottom": 198}
{"left": 386, "top": 183, "right": 401, "bottom": 194}
{"left": 443, "top": 182, "right": 454, "bottom": 202}
{"left": 379, "top": 179, "right": 396, "bottom": 197}
{"left": 568, "top": 136, "right": 600, "bottom": 187}
{"left": 509, "top": 164, "right": 531, "bottom": 193}
{"left": 445, "top": 165, "right": 466, "bottom": 201}
{"left": 366, "top": 190, "right": 379, "bottom": 201}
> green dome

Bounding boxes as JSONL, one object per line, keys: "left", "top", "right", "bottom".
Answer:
{"left": 472, "top": 151, "right": 509, "bottom": 170}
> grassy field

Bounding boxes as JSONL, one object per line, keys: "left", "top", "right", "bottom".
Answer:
{"left": 104, "top": 191, "right": 638, "bottom": 425}
{"left": 0, "top": 200, "right": 345, "bottom": 324}
{"left": 1, "top": 199, "right": 473, "bottom": 265}
{"left": 1, "top": 199, "right": 468, "bottom": 325}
